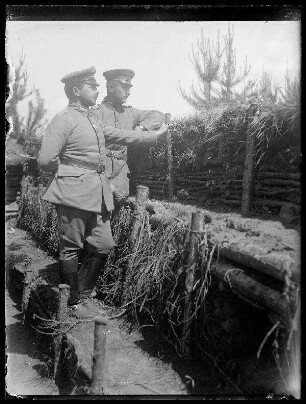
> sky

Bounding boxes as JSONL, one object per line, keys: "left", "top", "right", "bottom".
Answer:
{"left": 6, "top": 20, "right": 301, "bottom": 124}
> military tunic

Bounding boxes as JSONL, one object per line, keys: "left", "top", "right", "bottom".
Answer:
{"left": 38, "top": 103, "right": 160, "bottom": 214}
{"left": 38, "top": 102, "right": 161, "bottom": 258}
{"left": 92, "top": 99, "right": 164, "bottom": 197}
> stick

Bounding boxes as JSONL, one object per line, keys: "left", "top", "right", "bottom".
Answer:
{"left": 22, "top": 269, "right": 33, "bottom": 318}
{"left": 129, "top": 185, "right": 149, "bottom": 250}
{"left": 165, "top": 113, "right": 173, "bottom": 201}
{"left": 242, "top": 104, "right": 258, "bottom": 215}
{"left": 182, "top": 211, "right": 204, "bottom": 360}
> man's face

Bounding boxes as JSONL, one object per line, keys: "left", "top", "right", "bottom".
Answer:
{"left": 75, "top": 83, "right": 99, "bottom": 107}
{"left": 111, "top": 80, "right": 131, "bottom": 104}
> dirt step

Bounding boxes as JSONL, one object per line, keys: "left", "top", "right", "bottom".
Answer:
{"left": 58, "top": 308, "right": 187, "bottom": 395}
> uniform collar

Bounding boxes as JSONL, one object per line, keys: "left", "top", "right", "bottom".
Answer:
{"left": 102, "top": 97, "right": 125, "bottom": 113}
{"left": 68, "top": 102, "right": 96, "bottom": 119}
{"left": 68, "top": 102, "right": 90, "bottom": 114}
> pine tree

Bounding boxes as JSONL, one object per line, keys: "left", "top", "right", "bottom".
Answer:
{"left": 218, "top": 24, "right": 250, "bottom": 100}
{"left": 180, "top": 23, "right": 251, "bottom": 110}
{"left": 178, "top": 28, "right": 222, "bottom": 110}
{"left": 6, "top": 54, "right": 47, "bottom": 156}
{"left": 6, "top": 53, "right": 33, "bottom": 139}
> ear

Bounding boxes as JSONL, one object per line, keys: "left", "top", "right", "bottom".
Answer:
{"left": 72, "top": 86, "right": 81, "bottom": 97}
{"left": 108, "top": 81, "right": 118, "bottom": 93}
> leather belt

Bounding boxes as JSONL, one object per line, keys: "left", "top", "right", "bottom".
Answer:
{"left": 61, "top": 157, "right": 105, "bottom": 174}
{"left": 106, "top": 151, "right": 127, "bottom": 161}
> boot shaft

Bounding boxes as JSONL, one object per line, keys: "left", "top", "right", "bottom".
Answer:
{"left": 78, "top": 252, "right": 108, "bottom": 298}
{"left": 58, "top": 258, "right": 79, "bottom": 306}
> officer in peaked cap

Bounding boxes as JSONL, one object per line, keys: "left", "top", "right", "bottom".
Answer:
{"left": 103, "top": 69, "right": 135, "bottom": 86}
{"left": 92, "top": 68, "right": 165, "bottom": 203}
{"left": 60, "top": 66, "right": 100, "bottom": 86}
{"left": 37, "top": 66, "right": 168, "bottom": 319}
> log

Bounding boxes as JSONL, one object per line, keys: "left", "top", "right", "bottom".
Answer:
{"left": 135, "top": 173, "right": 166, "bottom": 180}
{"left": 182, "top": 172, "right": 224, "bottom": 178}
{"left": 210, "top": 242, "right": 300, "bottom": 284}
{"left": 180, "top": 173, "right": 224, "bottom": 179}
{"left": 5, "top": 190, "right": 21, "bottom": 196}
{"left": 254, "top": 188, "right": 300, "bottom": 196}
{"left": 258, "top": 172, "right": 300, "bottom": 181}
{"left": 221, "top": 194, "right": 242, "bottom": 200}
{"left": 254, "top": 194, "right": 301, "bottom": 204}
{"left": 185, "top": 188, "right": 215, "bottom": 193}
{"left": 149, "top": 189, "right": 165, "bottom": 195}
{"left": 177, "top": 179, "right": 212, "bottom": 186}
{"left": 215, "top": 198, "right": 242, "bottom": 206}
{"left": 210, "top": 260, "right": 295, "bottom": 327}
{"left": 259, "top": 179, "right": 300, "bottom": 188}
{"left": 253, "top": 199, "right": 300, "bottom": 212}
{"left": 5, "top": 177, "right": 23, "bottom": 183}
{"left": 137, "top": 180, "right": 166, "bottom": 186}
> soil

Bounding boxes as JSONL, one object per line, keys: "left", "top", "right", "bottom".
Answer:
{"left": 148, "top": 199, "right": 300, "bottom": 283}
{"left": 5, "top": 199, "right": 301, "bottom": 398}
{"left": 5, "top": 287, "right": 59, "bottom": 397}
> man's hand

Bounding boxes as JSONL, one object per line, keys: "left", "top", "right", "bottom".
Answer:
{"left": 156, "top": 122, "right": 169, "bottom": 141}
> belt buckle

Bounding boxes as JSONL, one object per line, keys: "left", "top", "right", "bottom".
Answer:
{"left": 97, "top": 163, "right": 104, "bottom": 174}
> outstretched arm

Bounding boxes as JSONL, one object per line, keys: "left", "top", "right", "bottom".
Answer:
{"left": 101, "top": 122, "right": 168, "bottom": 146}
{"left": 132, "top": 108, "right": 165, "bottom": 130}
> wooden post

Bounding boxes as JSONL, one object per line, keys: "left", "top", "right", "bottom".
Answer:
{"left": 57, "top": 284, "right": 70, "bottom": 322}
{"left": 54, "top": 284, "right": 70, "bottom": 379}
{"left": 165, "top": 113, "right": 173, "bottom": 201}
{"left": 90, "top": 317, "right": 108, "bottom": 395}
{"left": 217, "top": 138, "right": 224, "bottom": 164}
{"left": 129, "top": 185, "right": 149, "bottom": 249}
{"left": 242, "top": 104, "right": 258, "bottom": 215}
{"left": 203, "top": 149, "right": 209, "bottom": 167}
{"left": 22, "top": 269, "right": 33, "bottom": 319}
{"left": 182, "top": 211, "right": 204, "bottom": 360}
{"left": 37, "top": 183, "right": 44, "bottom": 234}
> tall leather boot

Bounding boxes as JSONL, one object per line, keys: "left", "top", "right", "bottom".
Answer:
{"left": 78, "top": 251, "right": 108, "bottom": 299}
{"left": 59, "top": 258, "right": 96, "bottom": 319}
{"left": 58, "top": 258, "right": 80, "bottom": 306}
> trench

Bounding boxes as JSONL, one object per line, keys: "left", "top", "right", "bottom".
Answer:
{"left": 5, "top": 197, "right": 300, "bottom": 398}
{"left": 5, "top": 285, "right": 59, "bottom": 397}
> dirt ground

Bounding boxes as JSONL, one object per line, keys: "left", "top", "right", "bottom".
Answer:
{"left": 5, "top": 201, "right": 301, "bottom": 398}
{"left": 5, "top": 287, "right": 59, "bottom": 397}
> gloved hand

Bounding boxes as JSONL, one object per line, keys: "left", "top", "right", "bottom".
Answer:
{"left": 155, "top": 122, "right": 169, "bottom": 142}
{"left": 113, "top": 189, "right": 128, "bottom": 208}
